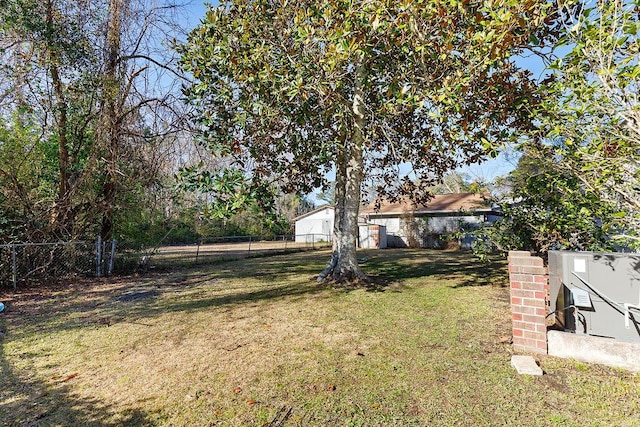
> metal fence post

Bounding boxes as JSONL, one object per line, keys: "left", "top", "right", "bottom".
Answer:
{"left": 195, "top": 239, "right": 201, "bottom": 264}
{"left": 96, "top": 236, "right": 102, "bottom": 278}
{"left": 108, "top": 239, "right": 116, "bottom": 276}
{"left": 248, "top": 235, "right": 252, "bottom": 256}
{"left": 11, "top": 244, "right": 17, "bottom": 290}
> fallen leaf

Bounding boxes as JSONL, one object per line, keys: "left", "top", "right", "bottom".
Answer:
{"left": 499, "top": 335, "right": 512, "bottom": 344}
{"left": 263, "top": 324, "right": 271, "bottom": 328}
{"left": 372, "top": 403, "right": 381, "bottom": 408}
{"left": 327, "top": 384, "right": 336, "bottom": 391}
{"left": 246, "top": 399, "right": 257, "bottom": 405}
{"left": 233, "top": 387, "right": 242, "bottom": 394}
{"left": 214, "top": 410, "right": 222, "bottom": 416}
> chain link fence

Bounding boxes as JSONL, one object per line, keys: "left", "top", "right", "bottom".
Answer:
{"left": 0, "top": 241, "right": 97, "bottom": 289}
{"left": 1, "top": 234, "right": 331, "bottom": 289}
{"left": 114, "top": 234, "right": 332, "bottom": 274}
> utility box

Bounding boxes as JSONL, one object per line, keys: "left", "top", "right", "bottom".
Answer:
{"left": 548, "top": 251, "right": 640, "bottom": 343}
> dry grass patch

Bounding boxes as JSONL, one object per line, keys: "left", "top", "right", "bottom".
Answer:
{"left": 0, "top": 249, "right": 638, "bottom": 426}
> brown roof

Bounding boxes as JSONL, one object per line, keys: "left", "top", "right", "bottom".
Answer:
{"left": 360, "top": 193, "right": 491, "bottom": 215}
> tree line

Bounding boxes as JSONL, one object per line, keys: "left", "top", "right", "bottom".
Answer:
{"left": 0, "top": 0, "right": 308, "bottom": 248}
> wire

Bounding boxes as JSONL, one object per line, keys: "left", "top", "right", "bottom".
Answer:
{"left": 546, "top": 305, "right": 576, "bottom": 318}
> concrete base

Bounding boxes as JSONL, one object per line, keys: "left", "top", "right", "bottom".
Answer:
{"left": 511, "top": 355, "right": 543, "bottom": 375}
{"left": 548, "top": 330, "right": 640, "bottom": 373}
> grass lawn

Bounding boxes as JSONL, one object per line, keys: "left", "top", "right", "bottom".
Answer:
{"left": 0, "top": 249, "right": 638, "bottom": 426}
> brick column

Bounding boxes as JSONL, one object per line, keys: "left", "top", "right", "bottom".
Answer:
{"left": 508, "top": 251, "right": 549, "bottom": 354}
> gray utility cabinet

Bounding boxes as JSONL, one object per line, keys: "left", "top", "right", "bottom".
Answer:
{"left": 548, "top": 251, "right": 640, "bottom": 343}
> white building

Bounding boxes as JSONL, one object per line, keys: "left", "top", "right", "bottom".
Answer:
{"left": 293, "top": 206, "right": 334, "bottom": 243}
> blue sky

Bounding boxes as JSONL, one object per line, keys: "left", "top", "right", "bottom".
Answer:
{"left": 183, "top": 1, "right": 212, "bottom": 30}
{"left": 182, "top": 1, "right": 549, "bottom": 185}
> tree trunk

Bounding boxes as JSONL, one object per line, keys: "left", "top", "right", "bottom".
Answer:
{"left": 46, "top": 0, "right": 72, "bottom": 237}
{"left": 99, "top": 0, "right": 122, "bottom": 241}
{"left": 318, "top": 65, "right": 367, "bottom": 284}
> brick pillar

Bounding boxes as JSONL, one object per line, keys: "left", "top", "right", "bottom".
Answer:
{"left": 508, "top": 251, "right": 549, "bottom": 354}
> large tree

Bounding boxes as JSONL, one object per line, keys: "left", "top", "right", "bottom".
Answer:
{"left": 0, "top": 0, "right": 100, "bottom": 238}
{"left": 180, "top": 0, "right": 559, "bottom": 282}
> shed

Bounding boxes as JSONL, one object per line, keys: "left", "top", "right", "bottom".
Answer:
{"left": 294, "top": 206, "right": 334, "bottom": 243}
{"left": 358, "top": 223, "right": 387, "bottom": 249}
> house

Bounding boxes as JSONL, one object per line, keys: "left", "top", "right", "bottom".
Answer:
{"left": 294, "top": 193, "right": 497, "bottom": 249}
{"left": 293, "top": 205, "right": 334, "bottom": 243}
{"left": 359, "top": 193, "right": 500, "bottom": 249}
